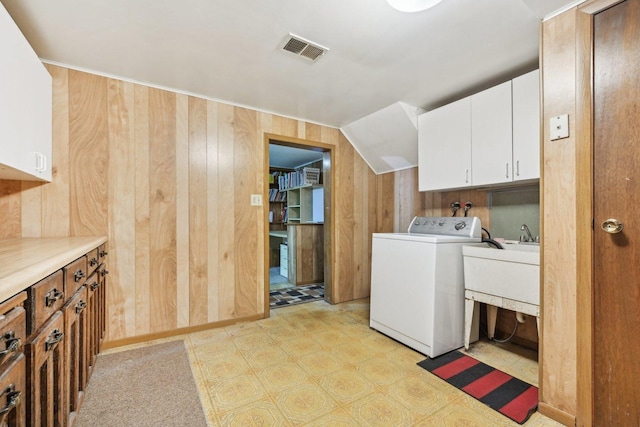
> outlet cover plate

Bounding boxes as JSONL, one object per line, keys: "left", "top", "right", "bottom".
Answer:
{"left": 251, "top": 194, "right": 262, "bottom": 206}
{"left": 550, "top": 114, "right": 569, "bottom": 140}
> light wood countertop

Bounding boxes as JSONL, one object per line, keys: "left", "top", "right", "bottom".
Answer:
{"left": 0, "top": 236, "right": 107, "bottom": 302}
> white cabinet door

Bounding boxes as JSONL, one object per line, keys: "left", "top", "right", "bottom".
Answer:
{"left": 0, "top": 3, "right": 52, "bottom": 182}
{"left": 512, "top": 69, "right": 540, "bottom": 181}
{"left": 471, "top": 81, "right": 513, "bottom": 186}
{"left": 418, "top": 97, "right": 472, "bottom": 191}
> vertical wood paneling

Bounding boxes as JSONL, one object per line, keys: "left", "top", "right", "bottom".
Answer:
{"left": 107, "top": 79, "right": 136, "bottom": 339}
{"left": 188, "top": 97, "right": 208, "bottom": 325}
{"left": 206, "top": 101, "right": 219, "bottom": 322}
{"left": 0, "top": 181, "right": 21, "bottom": 239}
{"left": 541, "top": 8, "right": 578, "bottom": 419}
{"left": 134, "top": 84, "right": 150, "bottom": 336}
{"left": 234, "top": 107, "right": 259, "bottom": 316}
{"left": 68, "top": 70, "right": 108, "bottom": 236}
{"left": 376, "top": 173, "right": 395, "bottom": 233}
{"left": 3, "top": 65, "right": 386, "bottom": 344}
{"left": 42, "top": 65, "right": 70, "bottom": 237}
{"left": 148, "top": 88, "right": 177, "bottom": 332}
{"left": 175, "top": 94, "right": 190, "bottom": 328}
{"left": 20, "top": 181, "right": 41, "bottom": 237}
{"left": 336, "top": 133, "right": 355, "bottom": 303}
{"left": 217, "top": 103, "right": 235, "bottom": 319}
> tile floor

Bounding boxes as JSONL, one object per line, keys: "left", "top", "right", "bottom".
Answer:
{"left": 105, "top": 299, "right": 563, "bottom": 426}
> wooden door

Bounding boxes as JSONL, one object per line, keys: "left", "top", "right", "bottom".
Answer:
{"left": 593, "top": 1, "right": 640, "bottom": 424}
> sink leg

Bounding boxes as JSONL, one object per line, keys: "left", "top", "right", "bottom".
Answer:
{"left": 487, "top": 305, "right": 498, "bottom": 340}
{"left": 464, "top": 298, "right": 476, "bottom": 350}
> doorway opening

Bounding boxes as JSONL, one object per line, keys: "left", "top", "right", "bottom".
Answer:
{"left": 263, "top": 134, "right": 333, "bottom": 315}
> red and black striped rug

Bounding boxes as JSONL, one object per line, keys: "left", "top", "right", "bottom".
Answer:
{"left": 417, "top": 350, "right": 538, "bottom": 424}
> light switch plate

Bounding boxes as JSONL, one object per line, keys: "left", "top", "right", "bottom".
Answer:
{"left": 250, "top": 194, "right": 262, "bottom": 206}
{"left": 550, "top": 114, "right": 569, "bottom": 140}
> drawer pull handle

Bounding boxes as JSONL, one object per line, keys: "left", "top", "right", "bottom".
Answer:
{"left": 90, "top": 281, "right": 99, "bottom": 291}
{"left": 0, "top": 385, "right": 21, "bottom": 416}
{"left": 74, "top": 269, "right": 86, "bottom": 282}
{"left": 45, "top": 329, "right": 64, "bottom": 351}
{"left": 100, "top": 269, "right": 109, "bottom": 277}
{"left": 89, "top": 257, "right": 99, "bottom": 266}
{"left": 99, "top": 250, "right": 108, "bottom": 257}
{"left": 45, "top": 288, "right": 65, "bottom": 307}
{"left": 0, "top": 332, "right": 21, "bottom": 359}
{"left": 76, "top": 300, "right": 87, "bottom": 314}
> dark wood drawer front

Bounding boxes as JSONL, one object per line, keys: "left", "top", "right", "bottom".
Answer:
{"left": 0, "top": 353, "right": 26, "bottom": 427}
{"left": 86, "top": 248, "right": 99, "bottom": 275}
{"left": 27, "top": 270, "right": 64, "bottom": 335}
{"left": 0, "top": 306, "right": 26, "bottom": 368}
{"left": 64, "top": 256, "right": 88, "bottom": 297}
{"left": 98, "top": 243, "right": 108, "bottom": 264}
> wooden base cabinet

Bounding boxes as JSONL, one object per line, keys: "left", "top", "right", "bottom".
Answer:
{"left": 0, "top": 237, "right": 107, "bottom": 427}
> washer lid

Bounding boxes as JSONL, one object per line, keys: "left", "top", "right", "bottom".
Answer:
{"left": 372, "top": 233, "right": 481, "bottom": 243}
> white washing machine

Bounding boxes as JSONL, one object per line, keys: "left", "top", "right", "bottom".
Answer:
{"left": 370, "top": 216, "right": 482, "bottom": 357}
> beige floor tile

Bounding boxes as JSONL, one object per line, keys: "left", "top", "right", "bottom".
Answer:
{"left": 279, "top": 337, "right": 324, "bottom": 358}
{"left": 256, "top": 363, "right": 313, "bottom": 394}
{"left": 300, "top": 406, "right": 361, "bottom": 426}
{"left": 384, "top": 375, "right": 454, "bottom": 417}
{"left": 275, "top": 383, "right": 339, "bottom": 425}
{"left": 357, "top": 358, "right": 412, "bottom": 386}
{"left": 231, "top": 330, "right": 277, "bottom": 351}
{"left": 350, "top": 393, "right": 418, "bottom": 426}
{"left": 297, "top": 351, "right": 346, "bottom": 377}
{"left": 218, "top": 398, "right": 291, "bottom": 427}
{"left": 209, "top": 373, "right": 268, "bottom": 412}
{"left": 241, "top": 344, "right": 292, "bottom": 371}
{"left": 318, "top": 369, "right": 375, "bottom": 405}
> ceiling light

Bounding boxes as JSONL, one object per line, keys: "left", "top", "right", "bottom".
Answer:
{"left": 386, "top": 0, "right": 443, "bottom": 12}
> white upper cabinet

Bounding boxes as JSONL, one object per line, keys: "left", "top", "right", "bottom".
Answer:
{"left": 418, "top": 97, "right": 472, "bottom": 191}
{"left": 512, "top": 69, "right": 540, "bottom": 181}
{"left": 0, "top": 3, "right": 52, "bottom": 182}
{"left": 471, "top": 81, "right": 513, "bottom": 186}
{"left": 418, "top": 70, "right": 540, "bottom": 191}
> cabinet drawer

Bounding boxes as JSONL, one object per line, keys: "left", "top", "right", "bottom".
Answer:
{"left": 86, "top": 248, "right": 100, "bottom": 275}
{"left": 0, "top": 306, "right": 26, "bottom": 368}
{"left": 98, "top": 243, "right": 108, "bottom": 265}
{"left": 0, "top": 353, "right": 26, "bottom": 426}
{"left": 27, "top": 270, "right": 64, "bottom": 335}
{"left": 64, "top": 256, "right": 88, "bottom": 297}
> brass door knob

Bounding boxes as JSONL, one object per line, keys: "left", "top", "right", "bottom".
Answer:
{"left": 601, "top": 218, "right": 624, "bottom": 234}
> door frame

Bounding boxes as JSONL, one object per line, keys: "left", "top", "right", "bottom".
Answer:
{"left": 574, "top": 1, "right": 626, "bottom": 426}
{"left": 262, "top": 133, "right": 335, "bottom": 317}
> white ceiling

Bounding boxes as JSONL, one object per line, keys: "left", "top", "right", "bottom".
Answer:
{"left": 269, "top": 144, "right": 323, "bottom": 170}
{"left": 2, "top": 0, "right": 577, "bottom": 130}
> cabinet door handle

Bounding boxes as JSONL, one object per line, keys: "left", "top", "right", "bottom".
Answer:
{"left": 516, "top": 160, "right": 520, "bottom": 177}
{"left": 0, "top": 332, "right": 21, "bottom": 359}
{"left": 100, "top": 269, "right": 109, "bottom": 277}
{"left": 506, "top": 163, "right": 510, "bottom": 179}
{"left": 99, "top": 250, "right": 109, "bottom": 257}
{"left": 74, "top": 269, "right": 86, "bottom": 282}
{"left": 90, "top": 281, "right": 99, "bottom": 291}
{"left": 45, "top": 329, "right": 64, "bottom": 351}
{"left": 0, "top": 385, "right": 21, "bottom": 416}
{"left": 45, "top": 288, "right": 64, "bottom": 307}
{"left": 89, "top": 257, "right": 99, "bottom": 266}
{"left": 465, "top": 169, "right": 469, "bottom": 183}
{"left": 76, "top": 300, "right": 87, "bottom": 314}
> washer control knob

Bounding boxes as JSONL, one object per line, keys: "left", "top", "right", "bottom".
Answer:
{"left": 455, "top": 221, "right": 466, "bottom": 230}
{"left": 438, "top": 221, "right": 445, "bottom": 226}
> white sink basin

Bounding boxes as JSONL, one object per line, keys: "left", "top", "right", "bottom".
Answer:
{"left": 462, "top": 243, "right": 540, "bottom": 305}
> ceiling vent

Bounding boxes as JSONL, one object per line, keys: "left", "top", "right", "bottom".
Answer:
{"left": 282, "top": 34, "right": 328, "bottom": 62}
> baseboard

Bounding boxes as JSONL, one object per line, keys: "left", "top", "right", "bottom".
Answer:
{"left": 102, "top": 313, "right": 265, "bottom": 350}
{"left": 539, "top": 402, "right": 576, "bottom": 426}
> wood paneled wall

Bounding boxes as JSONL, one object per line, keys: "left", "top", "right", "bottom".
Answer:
{"left": 540, "top": 8, "right": 578, "bottom": 424}
{"left": 0, "top": 65, "right": 378, "bottom": 343}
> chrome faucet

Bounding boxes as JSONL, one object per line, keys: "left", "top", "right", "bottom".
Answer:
{"left": 520, "top": 224, "right": 534, "bottom": 242}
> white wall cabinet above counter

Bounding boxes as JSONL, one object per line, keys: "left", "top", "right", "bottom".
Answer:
{"left": 418, "top": 69, "right": 540, "bottom": 192}
{"left": 0, "top": 3, "right": 52, "bottom": 182}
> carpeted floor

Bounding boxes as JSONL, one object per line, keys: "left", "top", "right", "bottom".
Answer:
{"left": 75, "top": 340, "right": 207, "bottom": 427}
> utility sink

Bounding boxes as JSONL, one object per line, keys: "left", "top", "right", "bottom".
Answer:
{"left": 462, "top": 243, "right": 540, "bottom": 306}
